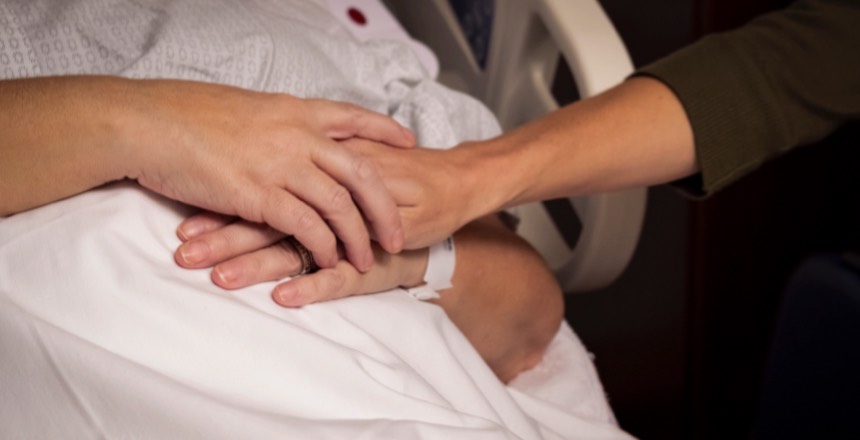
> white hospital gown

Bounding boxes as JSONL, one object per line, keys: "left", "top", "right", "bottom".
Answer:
{"left": 0, "top": 1, "right": 632, "bottom": 439}
{"left": 0, "top": 0, "right": 499, "bottom": 147}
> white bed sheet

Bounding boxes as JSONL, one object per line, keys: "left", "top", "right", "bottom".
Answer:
{"left": 0, "top": 183, "right": 630, "bottom": 439}
{"left": 0, "top": 0, "right": 633, "bottom": 437}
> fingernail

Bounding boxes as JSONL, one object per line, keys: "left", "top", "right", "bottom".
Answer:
{"left": 213, "top": 264, "right": 238, "bottom": 284}
{"left": 358, "top": 248, "right": 374, "bottom": 272}
{"left": 178, "top": 241, "right": 208, "bottom": 265}
{"left": 390, "top": 227, "right": 403, "bottom": 253}
{"left": 274, "top": 285, "right": 301, "bottom": 308}
{"left": 177, "top": 220, "right": 205, "bottom": 241}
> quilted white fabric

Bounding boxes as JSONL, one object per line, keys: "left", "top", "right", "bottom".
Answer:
{"left": 0, "top": 0, "right": 496, "bottom": 147}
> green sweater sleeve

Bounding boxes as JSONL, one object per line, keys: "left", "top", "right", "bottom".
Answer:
{"left": 635, "top": 0, "right": 860, "bottom": 197}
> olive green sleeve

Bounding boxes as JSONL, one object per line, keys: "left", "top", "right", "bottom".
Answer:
{"left": 634, "top": 0, "right": 860, "bottom": 197}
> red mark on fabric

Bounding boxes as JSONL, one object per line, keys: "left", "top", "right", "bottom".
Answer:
{"left": 347, "top": 7, "right": 367, "bottom": 26}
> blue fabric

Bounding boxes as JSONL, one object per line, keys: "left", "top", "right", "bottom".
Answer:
{"left": 447, "top": 0, "right": 494, "bottom": 68}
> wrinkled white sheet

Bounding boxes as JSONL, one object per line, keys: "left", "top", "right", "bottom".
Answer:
{"left": 0, "top": 183, "right": 630, "bottom": 439}
{"left": 0, "top": 0, "right": 633, "bottom": 438}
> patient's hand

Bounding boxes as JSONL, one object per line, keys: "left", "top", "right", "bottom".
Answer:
{"left": 176, "top": 212, "right": 564, "bottom": 384}
{"left": 174, "top": 211, "right": 427, "bottom": 306}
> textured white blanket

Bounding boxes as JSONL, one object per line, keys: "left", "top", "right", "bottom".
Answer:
{"left": 0, "top": 0, "right": 632, "bottom": 438}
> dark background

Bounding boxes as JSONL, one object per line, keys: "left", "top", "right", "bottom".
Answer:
{"left": 563, "top": 0, "right": 860, "bottom": 438}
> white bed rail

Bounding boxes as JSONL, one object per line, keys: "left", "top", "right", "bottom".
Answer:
{"left": 388, "top": 0, "right": 647, "bottom": 293}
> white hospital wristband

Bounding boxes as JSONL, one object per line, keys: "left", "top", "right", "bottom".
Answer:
{"left": 403, "top": 236, "right": 456, "bottom": 301}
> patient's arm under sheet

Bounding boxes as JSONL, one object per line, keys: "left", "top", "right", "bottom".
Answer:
{"left": 0, "top": 183, "right": 629, "bottom": 439}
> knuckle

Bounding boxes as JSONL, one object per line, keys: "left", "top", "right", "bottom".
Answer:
{"left": 243, "top": 254, "right": 266, "bottom": 277}
{"left": 343, "top": 105, "right": 369, "bottom": 129}
{"left": 279, "top": 241, "right": 307, "bottom": 273}
{"left": 352, "top": 155, "right": 377, "bottom": 182}
{"left": 338, "top": 102, "right": 361, "bottom": 118}
{"left": 302, "top": 269, "right": 349, "bottom": 305}
{"left": 238, "top": 187, "right": 267, "bottom": 224}
{"left": 302, "top": 275, "right": 327, "bottom": 303}
{"left": 326, "top": 185, "right": 354, "bottom": 215}
{"left": 208, "top": 230, "right": 235, "bottom": 256}
{"left": 293, "top": 206, "right": 318, "bottom": 231}
{"left": 325, "top": 269, "right": 349, "bottom": 298}
{"left": 382, "top": 209, "right": 401, "bottom": 232}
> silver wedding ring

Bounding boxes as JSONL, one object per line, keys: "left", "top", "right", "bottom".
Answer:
{"left": 285, "top": 236, "right": 318, "bottom": 275}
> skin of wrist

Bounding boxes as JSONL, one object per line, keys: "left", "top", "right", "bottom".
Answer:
{"left": 88, "top": 77, "right": 159, "bottom": 183}
{"left": 111, "top": 78, "right": 184, "bottom": 182}
{"left": 50, "top": 76, "right": 145, "bottom": 188}
{"left": 398, "top": 247, "right": 430, "bottom": 288}
{"left": 454, "top": 136, "right": 534, "bottom": 215}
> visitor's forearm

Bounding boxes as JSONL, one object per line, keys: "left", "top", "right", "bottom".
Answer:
{"left": 460, "top": 76, "right": 697, "bottom": 213}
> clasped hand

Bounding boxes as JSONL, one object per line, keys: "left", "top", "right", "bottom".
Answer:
{"left": 127, "top": 80, "right": 415, "bottom": 271}
{"left": 174, "top": 138, "right": 488, "bottom": 306}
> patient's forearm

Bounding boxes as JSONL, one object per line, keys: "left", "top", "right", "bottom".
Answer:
{"left": 434, "top": 215, "right": 564, "bottom": 383}
{"left": 174, "top": 210, "right": 562, "bottom": 382}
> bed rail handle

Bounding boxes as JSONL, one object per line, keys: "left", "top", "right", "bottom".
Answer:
{"left": 388, "top": 0, "right": 648, "bottom": 293}
{"left": 485, "top": 0, "right": 647, "bottom": 293}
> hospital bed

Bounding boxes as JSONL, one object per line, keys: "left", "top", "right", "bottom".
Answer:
{"left": 386, "top": 0, "right": 646, "bottom": 292}
{"left": 0, "top": 0, "right": 642, "bottom": 438}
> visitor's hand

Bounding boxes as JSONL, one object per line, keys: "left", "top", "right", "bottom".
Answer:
{"left": 174, "top": 212, "right": 427, "bottom": 307}
{"left": 127, "top": 80, "right": 415, "bottom": 270}
{"left": 339, "top": 139, "right": 494, "bottom": 249}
